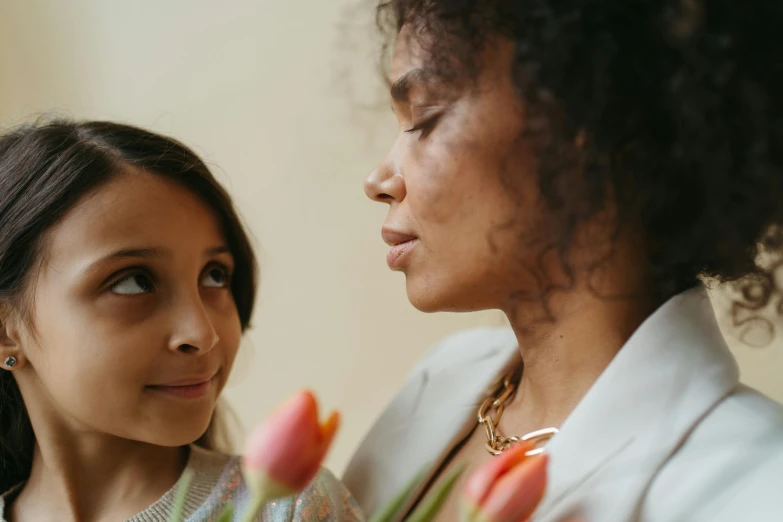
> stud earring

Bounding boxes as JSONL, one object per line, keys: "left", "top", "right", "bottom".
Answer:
{"left": 3, "top": 356, "right": 17, "bottom": 369}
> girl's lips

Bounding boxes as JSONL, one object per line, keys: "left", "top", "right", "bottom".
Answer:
{"left": 147, "top": 375, "right": 217, "bottom": 399}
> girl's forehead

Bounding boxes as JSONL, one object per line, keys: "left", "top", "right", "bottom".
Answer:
{"left": 43, "top": 172, "right": 226, "bottom": 268}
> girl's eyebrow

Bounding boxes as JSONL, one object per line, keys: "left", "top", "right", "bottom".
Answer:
{"left": 82, "top": 245, "right": 231, "bottom": 275}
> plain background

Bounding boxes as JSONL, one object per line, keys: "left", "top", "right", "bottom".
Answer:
{"left": 1, "top": 0, "right": 781, "bottom": 473}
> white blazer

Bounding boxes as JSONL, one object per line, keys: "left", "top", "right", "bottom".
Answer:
{"left": 343, "top": 287, "right": 783, "bottom": 521}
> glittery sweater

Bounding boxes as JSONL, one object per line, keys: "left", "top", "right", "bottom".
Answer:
{"left": 0, "top": 445, "right": 364, "bottom": 521}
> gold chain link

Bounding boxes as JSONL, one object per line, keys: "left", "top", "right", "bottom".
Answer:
{"left": 478, "top": 371, "right": 559, "bottom": 456}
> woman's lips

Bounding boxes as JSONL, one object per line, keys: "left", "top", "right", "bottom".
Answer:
{"left": 386, "top": 238, "right": 418, "bottom": 269}
{"left": 382, "top": 228, "right": 419, "bottom": 269}
{"left": 381, "top": 228, "right": 417, "bottom": 247}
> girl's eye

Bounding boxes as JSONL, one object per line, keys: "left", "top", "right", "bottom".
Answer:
{"left": 110, "top": 273, "right": 154, "bottom": 295}
{"left": 201, "top": 266, "right": 231, "bottom": 288}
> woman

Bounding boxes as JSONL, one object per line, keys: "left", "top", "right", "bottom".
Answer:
{"left": 344, "top": 1, "right": 783, "bottom": 521}
{"left": 0, "top": 120, "right": 360, "bottom": 521}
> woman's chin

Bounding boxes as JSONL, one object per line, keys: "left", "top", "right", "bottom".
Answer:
{"left": 408, "top": 295, "right": 443, "bottom": 313}
{"left": 406, "top": 277, "right": 486, "bottom": 313}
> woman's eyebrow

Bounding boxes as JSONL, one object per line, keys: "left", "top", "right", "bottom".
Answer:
{"left": 391, "top": 68, "right": 436, "bottom": 103}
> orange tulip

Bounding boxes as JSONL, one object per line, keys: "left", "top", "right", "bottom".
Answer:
{"left": 241, "top": 390, "right": 340, "bottom": 520}
{"left": 460, "top": 442, "right": 548, "bottom": 522}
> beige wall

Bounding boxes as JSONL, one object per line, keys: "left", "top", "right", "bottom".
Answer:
{"left": 1, "top": 0, "right": 780, "bottom": 473}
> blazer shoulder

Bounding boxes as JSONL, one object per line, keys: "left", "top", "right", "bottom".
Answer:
{"left": 642, "top": 385, "right": 783, "bottom": 521}
{"left": 411, "top": 326, "right": 518, "bottom": 375}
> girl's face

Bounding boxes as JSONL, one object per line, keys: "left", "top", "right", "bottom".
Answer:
{"left": 10, "top": 170, "right": 242, "bottom": 447}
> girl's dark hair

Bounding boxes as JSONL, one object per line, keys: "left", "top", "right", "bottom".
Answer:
{"left": 376, "top": 0, "right": 783, "bottom": 312}
{"left": 0, "top": 119, "right": 257, "bottom": 492}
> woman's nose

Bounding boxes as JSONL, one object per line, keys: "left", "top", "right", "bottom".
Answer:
{"left": 365, "top": 154, "right": 406, "bottom": 204}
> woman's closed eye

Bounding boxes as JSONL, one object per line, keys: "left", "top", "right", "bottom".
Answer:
{"left": 405, "top": 109, "right": 444, "bottom": 139}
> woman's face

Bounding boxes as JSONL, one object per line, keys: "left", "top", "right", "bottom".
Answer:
{"left": 365, "top": 29, "right": 544, "bottom": 312}
{"left": 10, "top": 170, "right": 242, "bottom": 447}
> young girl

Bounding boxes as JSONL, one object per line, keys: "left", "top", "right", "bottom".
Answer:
{"left": 0, "top": 120, "right": 362, "bottom": 521}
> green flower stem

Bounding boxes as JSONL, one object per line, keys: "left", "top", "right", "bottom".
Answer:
{"left": 369, "top": 466, "right": 431, "bottom": 522}
{"left": 240, "top": 471, "right": 295, "bottom": 522}
{"left": 167, "top": 469, "right": 194, "bottom": 522}
{"left": 405, "top": 463, "right": 467, "bottom": 522}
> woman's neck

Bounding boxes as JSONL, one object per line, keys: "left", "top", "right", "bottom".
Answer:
{"left": 10, "top": 429, "right": 186, "bottom": 522}
{"left": 498, "top": 221, "right": 659, "bottom": 433}
{"left": 498, "top": 214, "right": 660, "bottom": 435}
{"left": 503, "top": 288, "right": 656, "bottom": 434}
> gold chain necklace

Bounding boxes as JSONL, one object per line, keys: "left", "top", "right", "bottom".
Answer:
{"left": 478, "top": 371, "right": 559, "bottom": 456}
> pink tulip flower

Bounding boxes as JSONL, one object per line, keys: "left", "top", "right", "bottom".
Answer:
{"left": 242, "top": 390, "right": 340, "bottom": 519}
{"left": 460, "top": 442, "right": 549, "bottom": 522}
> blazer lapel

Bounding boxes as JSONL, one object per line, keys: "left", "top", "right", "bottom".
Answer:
{"left": 535, "top": 287, "right": 740, "bottom": 521}
{"left": 342, "top": 327, "right": 520, "bottom": 519}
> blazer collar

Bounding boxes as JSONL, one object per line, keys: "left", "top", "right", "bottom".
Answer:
{"left": 344, "top": 287, "right": 739, "bottom": 521}
{"left": 536, "top": 286, "right": 739, "bottom": 520}
{"left": 342, "top": 328, "right": 520, "bottom": 518}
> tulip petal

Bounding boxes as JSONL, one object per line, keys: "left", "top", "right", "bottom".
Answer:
{"left": 244, "top": 390, "right": 340, "bottom": 492}
{"left": 244, "top": 391, "right": 318, "bottom": 469}
{"left": 320, "top": 410, "right": 340, "bottom": 447}
{"left": 479, "top": 454, "right": 548, "bottom": 522}
{"left": 240, "top": 390, "right": 341, "bottom": 522}
{"left": 463, "top": 442, "right": 534, "bottom": 507}
{"left": 290, "top": 409, "right": 339, "bottom": 491}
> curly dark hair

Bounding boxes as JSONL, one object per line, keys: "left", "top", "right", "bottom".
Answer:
{"left": 376, "top": 0, "right": 783, "bottom": 320}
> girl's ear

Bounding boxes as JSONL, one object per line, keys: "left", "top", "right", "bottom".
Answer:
{"left": 0, "top": 307, "right": 25, "bottom": 370}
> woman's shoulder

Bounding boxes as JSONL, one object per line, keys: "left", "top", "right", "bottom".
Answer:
{"left": 642, "top": 385, "right": 783, "bottom": 520}
{"left": 188, "top": 450, "right": 363, "bottom": 522}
